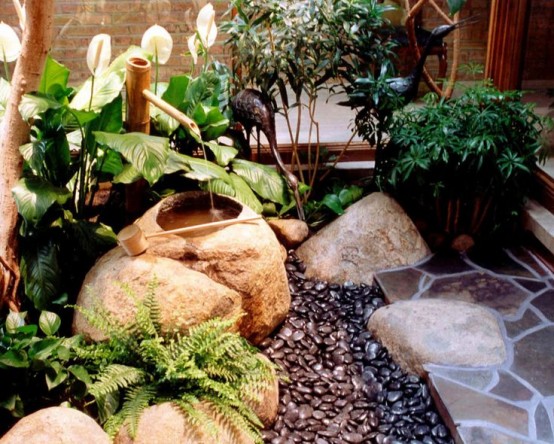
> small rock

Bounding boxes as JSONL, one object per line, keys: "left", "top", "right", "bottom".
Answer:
{"left": 268, "top": 218, "right": 310, "bottom": 249}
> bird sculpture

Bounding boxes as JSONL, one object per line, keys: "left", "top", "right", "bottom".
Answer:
{"left": 344, "top": 16, "right": 478, "bottom": 109}
{"left": 387, "top": 15, "right": 478, "bottom": 105}
{"left": 231, "top": 89, "right": 305, "bottom": 221}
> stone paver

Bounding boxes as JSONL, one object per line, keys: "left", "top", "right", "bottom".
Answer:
{"left": 374, "top": 247, "right": 554, "bottom": 443}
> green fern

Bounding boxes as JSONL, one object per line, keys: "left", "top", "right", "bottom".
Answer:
{"left": 74, "top": 281, "right": 275, "bottom": 442}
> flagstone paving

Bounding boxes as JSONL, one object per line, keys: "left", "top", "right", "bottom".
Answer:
{"left": 375, "top": 247, "right": 554, "bottom": 443}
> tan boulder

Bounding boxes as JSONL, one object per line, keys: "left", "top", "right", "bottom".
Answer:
{"left": 267, "top": 218, "right": 310, "bottom": 249}
{"left": 0, "top": 406, "right": 109, "bottom": 444}
{"left": 114, "top": 402, "right": 253, "bottom": 444}
{"left": 136, "top": 192, "right": 290, "bottom": 344}
{"left": 73, "top": 247, "right": 243, "bottom": 341}
{"left": 367, "top": 299, "right": 507, "bottom": 376}
{"left": 114, "top": 354, "right": 279, "bottom": 444}
{"left": 296, "top": 192, "right": 430, "bottom": 284}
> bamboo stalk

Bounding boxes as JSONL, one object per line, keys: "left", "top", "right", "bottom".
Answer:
{"left": 126, "top": 57, "right": 151, "bottom": 133}
{"left": 142, "top": 89, "right": 201, "bottom": 137}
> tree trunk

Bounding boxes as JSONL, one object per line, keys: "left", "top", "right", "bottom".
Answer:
{"left": 0, "top": 0, "right": 55, "bottom": 311}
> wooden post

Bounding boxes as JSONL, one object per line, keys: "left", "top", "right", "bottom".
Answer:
{"left": 485, "top": 0, "right": 531, "bottom": 90}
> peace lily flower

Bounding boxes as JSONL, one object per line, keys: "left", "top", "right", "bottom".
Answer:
{"left": 188, "top": 34, "right": 199, "bottom": 65}
{"left": 12, "top": 0, "right": 26, "bottom": 31}
{"left": 0, "top": 22, "right": 21, "bottom": 63}
{"left": 86, "top": 33, "right": 111, "bottom": 77}
{"left": 0, "top": 22, "right": 21, "bottom": 82}
{"left": 141, "top": 24, "right": 173, "bottom": 65}
{"left": 196, "top": 3, "right": 217, "bottom": 49}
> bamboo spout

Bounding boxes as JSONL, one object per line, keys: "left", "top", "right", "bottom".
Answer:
{"left": 125, "top": 56, "right": 200, "bottom": 137}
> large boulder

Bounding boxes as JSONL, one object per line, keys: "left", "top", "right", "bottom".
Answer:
{"left": 114, "top": 402, "right": 254, "bottom": 444}
{"left": 75, "top": 192, "right": 290, "bottom": 344}
{"left": 73, "top": 249, "right": 243, "bottom": 341}
{"left": 0, "top": 407, "right": 109, "bottom": 444}
{"left": 367, "top": 299, "right": 507, "bottom": 376}
{"left": 295, "top": 192, "right": 430, "bottom": 284}
{"left": 114, "top": 354, "right": 279, "bottom": 444}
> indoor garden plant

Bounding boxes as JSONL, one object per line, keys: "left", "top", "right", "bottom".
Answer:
{"left": 375, "top": 81, "right": 553, "bottom": 245}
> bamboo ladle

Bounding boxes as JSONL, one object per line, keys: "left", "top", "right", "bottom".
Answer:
{"left": 117, "top": 215, "right": 262, "bottom": 256}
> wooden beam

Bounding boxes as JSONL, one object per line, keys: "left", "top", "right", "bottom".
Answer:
{"left": 485, "top": 0, "right": 531, "bottom": 90}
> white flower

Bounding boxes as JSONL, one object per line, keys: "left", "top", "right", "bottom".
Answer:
{"left": 0, "top": 22, "right": 21, "bottom": 63}
{"left": 188, "top": 34, "right": 199, "bottom": 65}
{"left": 141, "top": 24, "right": 173, "bottom": 64}
{"left": 86, "top": 33, "right": 111, "bottom": 76}
{"left": 12, "top": 0, "right": 26, "bottom": 31}
{"left": 196, "top": 3, "right": 217, "bottom": 48}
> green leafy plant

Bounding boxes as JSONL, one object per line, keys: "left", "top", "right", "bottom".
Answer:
{"left": 0, "top": 311, "right": 88, "bottom": 433}
{"left": 14, "top": 49, "right": 148, "bottom": 310}
{"left": 223, "top": 0, "right": 396, "bottom": 198}
{"left": 377, "top": 82, "right": 553, "bottom": 242}
{"left": 303, "top": 181, "right": 364, "bottom": 228}
{"left": 72, "top": 281, "right": 275, "bottom": 441}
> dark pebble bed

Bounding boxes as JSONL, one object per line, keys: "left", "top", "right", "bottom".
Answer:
{"left": 259, "top": 252, "right": 454, "bottom": 444}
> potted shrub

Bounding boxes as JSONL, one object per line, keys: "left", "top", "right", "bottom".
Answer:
{"left": 375, "top": 81, "right": 552, "bottom": 246}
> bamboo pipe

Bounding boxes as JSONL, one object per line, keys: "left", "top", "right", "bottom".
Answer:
{"left": 142, "top": 89, "right": 201, "bottom": 137}
{"left": 117, "top": 215, "right": 262, "bottom": 256}
{"left": 126, "top": 56, "right": 201, "bottom": 137}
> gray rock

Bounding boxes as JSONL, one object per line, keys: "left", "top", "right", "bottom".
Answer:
{"left": 0, "top": 407, "right": 109, "bottom": 444}
{"left": 367, "top": 299, "right": 507, "bottom": 376}
{"left": 296, "top": 192, "right": 430, "bottom": 284}
{"left": 267, "top": 218, "right": 310, "bottom": 249}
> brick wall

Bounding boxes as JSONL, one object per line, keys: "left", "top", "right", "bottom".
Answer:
{"left": 1, "top": 0, "right": 231, "bottom": 84}
{"left": 1, "top": 0, "right": 549, "bottom": 89}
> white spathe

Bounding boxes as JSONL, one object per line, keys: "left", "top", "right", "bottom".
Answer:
{"left": 0, "top": 22, "right": 21, "bottom": 63}
{"left": 141, "top": 24, "right": 173, "bottom": 64}
{"left": 86, "top": 33, "right": 111, "bottom": 76}
{"left": 196, "top": 3, "right": 217, "bottom": 48}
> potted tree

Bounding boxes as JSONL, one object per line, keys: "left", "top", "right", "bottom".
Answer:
{"left": 375, "top": 81, "right": 553, "bottom": 248}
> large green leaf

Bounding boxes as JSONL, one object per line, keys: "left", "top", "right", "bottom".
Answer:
{"left": 204, "top": 141, "right": 238, "bottom": 166}
{"left": 90, "top": 94, "right": 123, "bottom": 134}
{"left": 447, "top": 0, "right": 467, "bottom": 14}
{"left": 0, "top": 77, "right": 9, "bottom": 121}
{"left": 231, "top": 158, "right": 289, "bottom": 205}
{"left": 228, "top": 173, "right": 263, "bottom": 213}
{"left": 162, "top": 75, "right": 190, "bottom": 107}
{"left": 12, "top": 177, "right": 71, "bottom": 227}
{"left": 70, "top": 71, "right": 124, "bottom": 113}
{"left": 113, "top": 163, "right": 142, "bottom": 184}
{"left": 20, "top": 240, "right": 60, "bottom": 310}
{"left": 94, "top": 132, "right": 169, "bottom": 185}
{"left": 39, "top": 56, "right": 70, "bottom": 95}
{"left": 66, "top": 220, "right": 117, "bottom": 260}
{"left": 0, "top": 350, "right": 29, "bottom": 368}
{"left": 165, "top": 151, "right": 232, "bottom": 184}
{"left": 19, "top": 93, "right": 62, "bottom": 121}
{"left": 70, "top": 46, "right": 150, "bottom": 112}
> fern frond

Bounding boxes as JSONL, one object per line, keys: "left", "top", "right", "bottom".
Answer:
{"left": 89, "top": 364, "right": 146, "bottom": 399}
{"left": 109, "top": 384, "right": 157, "bottom": 438}
{"left": 173, "top": 399, "right": 221, "bottom": 441}
{"left": 208, "top": 399, "right": 264, "bottom": 444}
{"left": 144, "top": 278, "right": 162, "bottom": 335}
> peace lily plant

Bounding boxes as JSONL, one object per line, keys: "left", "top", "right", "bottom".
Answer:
{"left": 13, "top": 3, "right": 293, "bottom": 312}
